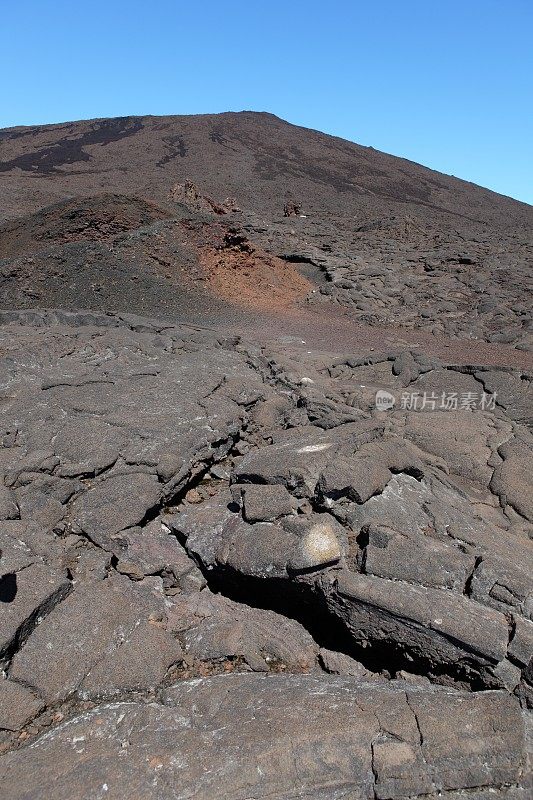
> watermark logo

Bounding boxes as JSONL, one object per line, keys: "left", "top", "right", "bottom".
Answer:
{"left": 375, "top": 390, "right": 497, "bottom": 411}
{"left": 375, "top": 390, "right": 396, "bottom": 411}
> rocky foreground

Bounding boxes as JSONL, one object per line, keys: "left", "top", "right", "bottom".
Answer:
{"left": 0, "top": 308, "right": 531, "bottom": 798}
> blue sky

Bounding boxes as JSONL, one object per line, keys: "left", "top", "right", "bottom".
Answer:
{"left": 1, "top": 1, "right": 532, "bottom": 204}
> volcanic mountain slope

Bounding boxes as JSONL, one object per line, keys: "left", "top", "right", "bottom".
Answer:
{"left": 0, "top": 114, "right": 532, "bottom": 798}
{"left": 0, "top": 112, "right": 530, "bottom": 228}
{"left": 0, "top": 112, "right": 532, "bottom": 346}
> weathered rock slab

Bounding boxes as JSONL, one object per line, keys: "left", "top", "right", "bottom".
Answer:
{"left": 0, "top": 674, "right": 528, "bottom": 800}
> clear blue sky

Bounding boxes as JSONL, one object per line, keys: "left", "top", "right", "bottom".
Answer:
{"left": 1, "top": 1, "right": 532, "bottom": 204}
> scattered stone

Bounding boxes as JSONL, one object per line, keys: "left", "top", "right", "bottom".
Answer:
{"left": 8, "top": 575, "right": 166, "bottom": 702}
{"left": 241, "top": 483, "right": 294, "bottom": 522}
{"left": 0, "top": 486, "right": 19, "bottom": 520}
{"left": 287, "top": 518, "right": 342, "bottom": 571}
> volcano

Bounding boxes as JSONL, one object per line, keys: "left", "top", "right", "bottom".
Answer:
{"left": 0, "top": 113, "right": 531, "bottom": 800}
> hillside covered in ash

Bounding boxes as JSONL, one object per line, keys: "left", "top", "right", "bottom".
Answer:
{"left": 0, "top": 113, "right": 531, "bottom": 799}
{"left": 1, "top": 111, "right": 531, "bottom": 346}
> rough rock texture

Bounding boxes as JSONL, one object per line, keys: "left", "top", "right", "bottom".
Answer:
{"left": 0, "top": 112, "right": 531, "bottom": 797}
{"left": 0, "top": 674, "right": 530, "bottom": 800}
{"left": 0, "top": 311, "right": 530, "bottom": 799}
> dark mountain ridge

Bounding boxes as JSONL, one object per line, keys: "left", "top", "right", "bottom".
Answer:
{"left": 0, "top": 112, "right": 531, "bottom": 350}
{"left": 0, "top": 112, "right": 530, "bottom": 228}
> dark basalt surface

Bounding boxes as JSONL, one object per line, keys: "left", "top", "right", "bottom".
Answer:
{"left": 0, "top": 675, "right": 528, "bottom": 800}
{"left": 0, "top": 310, "right": 530, "bottom": 798}
{"left": 0, "top": 113, "right": 531, "bottom": 798}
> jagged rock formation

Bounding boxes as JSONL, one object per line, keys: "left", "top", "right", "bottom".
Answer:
{"left": 0, "top": 310, "right": 531, "bottom": 798}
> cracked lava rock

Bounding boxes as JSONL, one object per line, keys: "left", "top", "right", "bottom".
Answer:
{"left": 0, "top": 112, "right": 531, "bottom": 799}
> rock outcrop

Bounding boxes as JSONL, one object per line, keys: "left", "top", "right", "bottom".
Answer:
{"left": 0, "top": 311, "right": 530, "bottom": 798}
